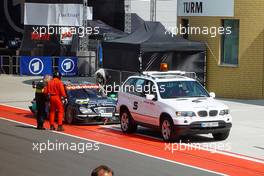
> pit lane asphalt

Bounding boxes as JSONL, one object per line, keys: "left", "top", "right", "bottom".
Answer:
{"left": 1, "top": 75, "right": 263, "bottom": 159}
{"left": 1, "top": 75, "right": 264, "bottom": 175}
{"left": 0, "top": 119, "right": 220, "bottom": 176}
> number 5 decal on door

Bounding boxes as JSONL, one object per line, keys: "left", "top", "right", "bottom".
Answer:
{"left": 133, "top": 101, "right": 138, "bottom": 110}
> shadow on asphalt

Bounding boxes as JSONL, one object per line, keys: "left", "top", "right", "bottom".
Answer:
{"left": 15, "top": 125, "right": 36, "bottom": 129}
{"left": 219, "top": 98, "right": 264, "bottom": 106}
{"left": 99, "top": 125, "right": 216, "bottom": 143}
{"left": 13, "top": 112, "right": 35, "bottom": 119}
{"left": 137, "top": 127, "right": 216, "bottom": 143}
{"left": 22, "top": 78, "right": 41, "bottom": 85}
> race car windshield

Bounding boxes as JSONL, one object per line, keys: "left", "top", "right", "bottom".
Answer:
{"left": 158, "top": 81, "right": 209, "bottom": 99}
{"left": 84, "top": 89, "right": 107, "bottom": 99}
{"left": 68, "top": 88, "right": 106, "bottom": 99}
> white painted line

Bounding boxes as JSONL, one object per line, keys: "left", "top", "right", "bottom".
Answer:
{"left": 102, "top": 125, "right": 164, "bottom": 141}
{"left": 2, "top": 103, "right": 264, "bottom": 163}
{"left": 0, "top": 116, "right": 226, "bottom": 176}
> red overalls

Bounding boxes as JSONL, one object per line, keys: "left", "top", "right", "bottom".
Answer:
{"left": 45, "top": 78, "right": 66, "bottom": 126}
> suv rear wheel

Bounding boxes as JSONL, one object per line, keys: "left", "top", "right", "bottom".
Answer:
{"left": 212, "top": 130, "right": 230, "bottom": 141}
{"left": 120, "top": 109, "right": 137, "bottom": 133}
{"left": 161, "top": 117, "right": 178, "bottom": 142}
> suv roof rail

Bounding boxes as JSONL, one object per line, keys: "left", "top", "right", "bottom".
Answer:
{"left": 142, "top": 71, "right": 197, "bottom": 80}
{"left": 134, "top": 72, "right": 156, "bottom": 80}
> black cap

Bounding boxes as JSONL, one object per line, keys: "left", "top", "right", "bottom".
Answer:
{"left": 53, "top": 71, "right": 62, "bottom": 78}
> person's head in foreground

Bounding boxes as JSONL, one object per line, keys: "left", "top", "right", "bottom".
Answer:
{"left": 53, "top": 70, "right": 62, "bottom": 80}
{"left": 91, "top": 165, "right": 114, "bottom": 176}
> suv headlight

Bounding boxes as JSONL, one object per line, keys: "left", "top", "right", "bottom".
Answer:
{"left": 219, "top": 109, "right": 229, "bottom": 116}
{"left": 79, "top": 107, "right": 93, "bottom": 114}
{"left": 176, "top": 111, "right": 196, "bottom": 117}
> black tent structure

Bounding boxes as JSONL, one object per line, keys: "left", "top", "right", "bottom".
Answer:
{"left": 87, "top": 20, "right": 127, "bottom": 40}
{"left": 102, "top": 21, "right": 207, "bottom": 84}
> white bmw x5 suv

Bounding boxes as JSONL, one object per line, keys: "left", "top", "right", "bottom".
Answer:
{"left": 117, "top": 71, "right": 232, "bottom": 142}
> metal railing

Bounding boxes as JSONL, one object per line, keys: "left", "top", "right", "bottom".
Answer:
{"left": 0, "top": 55, "right": 20, "bottom": 74}
{"left": 96, "top": 68, "right": 137, "bottom": 86}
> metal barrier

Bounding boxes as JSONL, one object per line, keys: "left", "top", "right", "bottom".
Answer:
{"left": 97, "top": 68, "right": 204, "bottom": 86}
{"left": 0, "top": 55, "right": 98, "bottom": 76}
{"left": 0, "top": 55, "right": 14, "bottom": 74}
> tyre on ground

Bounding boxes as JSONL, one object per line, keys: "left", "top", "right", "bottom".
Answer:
{"left": 160, "top": 116, "right": 178, "bottom": 142}
{"left": 212, "top": 130, "right": 230, "bottom": 141}
{"left": 120, "top": 108, "right": 137, "bottom": 133}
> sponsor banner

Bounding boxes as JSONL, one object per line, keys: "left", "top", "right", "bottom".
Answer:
{"left": 58, "top": 57, "right": 78, "bottom": 76}
{"left": 20, "top": 56, "right": 52, "bottom": 76}
{"left": 24, "top": 3, "right": 88, "bottom": 26}
{"left": 60, "top": 27, "right": 73, "bottom": 45}
{"left": 178, "top": 0, "right": 234, "bottom": 17}
{"left": 66, "top": 84, "right": 100, "bottom": 90}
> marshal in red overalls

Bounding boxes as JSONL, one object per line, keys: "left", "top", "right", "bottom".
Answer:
{"left": 45, "top": 72, "right": 66, "bottom": 131}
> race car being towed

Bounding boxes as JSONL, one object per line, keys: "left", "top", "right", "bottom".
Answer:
{"left": 29, "top": 82, "right": 119, "bottom": 125}
{"left": 64, "top": 83, "right": 119, "bottom": 124}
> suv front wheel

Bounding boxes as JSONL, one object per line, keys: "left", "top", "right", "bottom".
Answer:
{"left": 212, "top": 130, "right": 230, "bottom": 141}
{"left": 120, "top": 109, "right": 137, "bottom": 133}
{"left": 161, "top": 116, "right": 178, "bottom": 142}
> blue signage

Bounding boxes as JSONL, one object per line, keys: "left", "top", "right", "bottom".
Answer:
{"left": 58, "top": 57, "right": 78, "bottom": 76}
{"left": 99, "top": 45, "right": 103, "bottom": 67}
{"left": 20, "top": 56, "right": 52, "bottom": 76}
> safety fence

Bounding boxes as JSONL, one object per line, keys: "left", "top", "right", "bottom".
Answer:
{"left": 0, "top": 55, "right": 19, "bottom": 74}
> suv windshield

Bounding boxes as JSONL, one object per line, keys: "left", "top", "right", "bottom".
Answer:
{"left": 158, "top": 81, "right": 209, "bottom": 99}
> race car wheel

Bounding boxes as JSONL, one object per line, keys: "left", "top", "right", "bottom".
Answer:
{"left": 161, "top": 117, "right": 177, "bottom": 142}
{"left": 120, "top": 109, "right": 137, "bottom": 133}
{"left": 212, "top": 130, "right": 230, "bottom": 141}
{"left": 65, "top": 107, "right": 75, "bottom": 124}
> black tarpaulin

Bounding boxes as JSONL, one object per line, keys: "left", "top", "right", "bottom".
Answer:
{"left": 102, "top": 21, "right": 207, "bottom": 85}
{"left": 87, "top": 20, "right": 127, "bottom": 40}
{"left": 103, "top": 21, "right": 206, "bottom": 52}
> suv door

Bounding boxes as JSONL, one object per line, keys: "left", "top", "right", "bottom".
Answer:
{"left": 120, "top": 78, "right": 137, "bottom": 114}
{"left": 128, "top": 78, "right": 147, "bottom": 123}
{"left": 141, "top": 80, "right": 160, "bottom": 126}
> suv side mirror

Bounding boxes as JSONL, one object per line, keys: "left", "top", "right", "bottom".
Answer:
{"left": 209, "top": 92, "right": 216, "bottom": 98}
{"left": 146, "top": 94, "right": 156, "bottom": 100}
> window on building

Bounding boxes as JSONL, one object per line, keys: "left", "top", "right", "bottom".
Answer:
{"left": 221, "top": 20, "right": 239, "bottom": 65}
{"left": 181, "top": 19, "right": 189, "bottom": 39}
